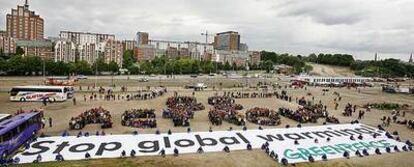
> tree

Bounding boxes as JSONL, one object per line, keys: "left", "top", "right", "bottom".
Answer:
{"left": 224, "top": 61, "right": 231, "bottom": 71}
{"left": 75, "top": 61, "right": 93, "bottom": 75}
{"left": 16, "top": 47, "right": 24, "bottom": 56}
{"left": 122, "top": 50, "right": 136, "bottom": 69}
{"left": 108, "top": 61, "right": 119, "bottom": 73}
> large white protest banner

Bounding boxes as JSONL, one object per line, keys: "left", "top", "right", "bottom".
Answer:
{"left": 14, "top": 124, "right": 410, "bottom": 164}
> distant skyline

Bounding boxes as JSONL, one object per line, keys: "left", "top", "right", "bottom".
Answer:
{"left": 1, "top": 0, "right": 413, "bottom": 61}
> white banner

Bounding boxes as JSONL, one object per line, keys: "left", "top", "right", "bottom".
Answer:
{"left": 14, "top": 124, "right": 409, "bottom": 164}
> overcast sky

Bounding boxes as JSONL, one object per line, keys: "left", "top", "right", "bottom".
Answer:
{"left": 1, "top": 0, "right": 413, "bottom": 60}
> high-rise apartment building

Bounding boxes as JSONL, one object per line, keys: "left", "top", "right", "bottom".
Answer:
{"left": 59, "top": 31, "right": 115, "bottom": 45}
{"left": 54, "top": 39, "right": 76, "bottom": 63}
{"left": 0, "top": 34, "right": 16, "bottom": 55}
{"left": 100, "top": 39, "right": 123, "bottom": 67}
{"left": 136, "top": 32, "right": 149, "bottom": 46}
{"left": 122, "top": 40, "right": 136, "bottom": 52}
{"left": 134, "top": 45, "right": 156, "bottom": 62}
{"left": 6, "top": 0, "right": 44, "bottom": 40}
{"left": 214, "top": 31, "right": 240, "bottom": 51}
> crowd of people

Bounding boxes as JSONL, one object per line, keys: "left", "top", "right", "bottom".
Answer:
{"left": 163, "top": 96, "right": 205, "bottom": 127}
{"left": 279, "top": 103, "right": 328, "bottom": 123}
{"left": 121, "top": 109, "right": 157, "bottom": 128}
{"left": 246, "top": 107, "right": 281, "bottom": 126}
{"left": 208, "top": 96, "right": 245, "bottom": 126}
{"left": 126, "top": 87, "right": 167, "bottom": 101}
{"left": 343, "top": 103, "right": 358, "bottom": 116}
{"left": 82, "top": 87, "right": 167, "bottom": 102}
{"left": 69, "top": 107, "right": 112, "bottom": 130}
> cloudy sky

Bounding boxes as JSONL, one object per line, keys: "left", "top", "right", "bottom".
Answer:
{"left": 1, "top": 0, "right": 413, "bottom": 60}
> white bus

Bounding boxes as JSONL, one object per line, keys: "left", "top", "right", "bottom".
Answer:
{"left": 9, "top": 86, "right": 74, "bottom": 102}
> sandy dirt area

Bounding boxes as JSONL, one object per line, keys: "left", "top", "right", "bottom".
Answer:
{"left": 0, "top": 76, "right": 413, "bottom": 167}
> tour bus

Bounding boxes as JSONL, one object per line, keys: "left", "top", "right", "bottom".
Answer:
{"left": 9, "top": 86, "right": 74, "bottom": 102}
{"left": 0, "top": 111, "right": 43, "bottom": 160}
{"left": 0, "top": 114, "right": 12, "bottom": 123}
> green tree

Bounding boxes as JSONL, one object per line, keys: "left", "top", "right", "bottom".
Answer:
{"left": 122, "top": 50, "right": 136, "bottom": 69}
{"left": 108, "top": 61, "right": 119, "bottom": 73}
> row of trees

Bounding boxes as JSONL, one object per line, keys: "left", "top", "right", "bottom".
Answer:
{"left": 260, "top": 51, "right": 312, "bottom": 73}
{"left": 351, "top": 59, "right": 414, "bottom": 78}
{"left": 306, "top": 53, "right": 355, "bottom": 66}
{"left": 1, "top": 50, "right": 412, "bottom": 78}
{"left": 0, "top": 55, "right": 119, "bottom": 76}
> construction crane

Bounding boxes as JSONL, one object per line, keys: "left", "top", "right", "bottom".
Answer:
{"left": 200, "top": 31, "right": 214, "bottom": 58}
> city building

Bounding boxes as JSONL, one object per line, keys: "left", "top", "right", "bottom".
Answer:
{"left": 166, "top": 47, "right": 179, "bottom": 59}
{"left": 54, "top": 39, "right": 76, "bottom": 63}
{"left": 148, "top": 39, "right": 212, "bottom": 60}
{"left": 240, "top": 43, "right": 248, "bottom": 52}
{"left": 213, "top": 50, "right": 249, "bottom": 67}
{"left": 100, "top": 39, "right": 123, "bottom": 67}
{"left": 136, "top": 32, "right": 149, "bottom": 46}
{"left": 214, "top": 31, "right": 240, "bottom": 51}
{"left": 409, "top": 53, "right": 413, "bottom": 64}
{"left": 122, "top": 40, "right": 136, "bottom": 52}
{"left": 0, "top": 31, "right": 6, "bottom": 37}
{"left": 249, "top": 51, "right": 261, "bottom": 65}
{"left": 16, "top": 39, "right": 54, "bottom": 59}
{"left": 134, "top": 45, "right": 156, "bottom": 62}
{"left": 0, "top": 34, "right": 16, "bottom": 55}
{"left": 6, "top": 0, "right": 44, "bottom": 40}
{"left": 58, "top": 31, "right": 124, "bottom": 65}
{"left": 78, "top": 43, "right": 98, "bottom": 64}
{"left": 59, "top": 31, "right": 115, "bottom": 45}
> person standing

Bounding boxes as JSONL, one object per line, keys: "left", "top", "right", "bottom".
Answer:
{"left": 49, "top": 117, "right": 53, "bottom": 127}
{"left": 73, "top": 97, "right": 77, "bottom": 105}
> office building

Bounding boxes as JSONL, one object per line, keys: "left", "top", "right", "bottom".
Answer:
{"left": 214, "top": 31, "right": 240, "bottom": 51}
{"left": 6, "top": 0, "right": 44, "bottom": 40}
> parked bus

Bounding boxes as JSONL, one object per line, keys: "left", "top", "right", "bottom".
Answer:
{"left": 0, "top": 112, "right": 43, "bottom": 160}
{"left": 9, "top": 86, "right": 74, "bottom": 102}
{"left": 0, "top": 114, "right": 12, "bottom": 123}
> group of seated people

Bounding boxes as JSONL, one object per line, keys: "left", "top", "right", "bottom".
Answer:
{"left": 246, "top": 107, "right": 281, "bottom": 126}
{"left": 162, "top": 107, "right": 192, "bottom": 127}
{"left": 279, "top": 104, "right": 327, "bottom": 123}
{"left": 163, "top": 96, "right": 204, "bottom": 127}
{"left": 69, "top": 107, "right": 112, "bottom": 130}
{"left": 208, "top": 96, "right": 245, "bottom": 126}
{"left": 121, "top": 109, "right": 157, "bottom": 128}
{"left": 166, "top": 96, "right": 205, "bottom": 111}
{"left": 126, "top": 87, "right": 167, "bottom": 101}
{"left": 209, "top": 108, "right": 245, "bottom": 126}
{"left": 326, "top": 116, "right": 340, "bottom": 124}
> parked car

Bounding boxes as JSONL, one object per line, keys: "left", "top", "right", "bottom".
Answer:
{"left": 76, "top": 75, "right": 88, "bottom": 80}
{"left": 138, "top": 78, "right": 149, "bottom": 82}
